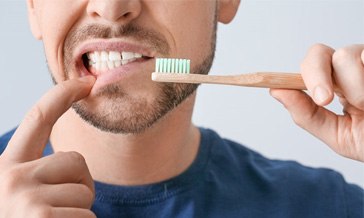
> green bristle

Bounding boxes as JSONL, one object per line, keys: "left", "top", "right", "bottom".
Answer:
{"left": 174, "top": 59, "right": 178, "bottom": 73}
{"left": 181, "top": 60, "right": 184, "bottom": 73}
{"left": 183, "top": 59, "right": 187, "bottom": 73}
{"left": 178, "top": 59, "right": 183, "bottom": 73}
{"left": 171, "top": 58, "right": 175, "bottom": 73}
{"left": 163, "top": 58, "right": 167, "bottom": 73}
{"left": 186, "top": 60, "right": 190, "bottom": 74}
{"left": 156, "top": 59, "right": 160, "bottom": 72}
{"left": 179, "top": 59, "right": 183, "bottom": 73}
{"left": 167, "top": 59, "right": 171, "bottom": 73}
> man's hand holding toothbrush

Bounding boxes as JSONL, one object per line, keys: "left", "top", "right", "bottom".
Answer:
{"left": 270, "top": 44, "right": 364, "bottom": 162}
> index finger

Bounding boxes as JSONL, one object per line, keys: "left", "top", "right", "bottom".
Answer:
{"left": 300, "top": 44, "right": 335, "bottom": 106}
{"left": 3, "top": 76, "right": 95, "bottom": 162}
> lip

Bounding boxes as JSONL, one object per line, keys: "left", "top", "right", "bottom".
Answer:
{"left": 73, "top": 40, "right": 157, "bottom": 93}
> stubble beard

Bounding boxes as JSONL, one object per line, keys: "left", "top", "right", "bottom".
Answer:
{"left": 58, "top": 21, "right": 217, "bottom": 135}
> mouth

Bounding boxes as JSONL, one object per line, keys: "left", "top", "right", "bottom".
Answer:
{"left": 75, "top": 41, "right": 155, "bottom": 77}
{"left": 71, "top": 41, "right": 158, "bottom": 94}
{"left": 82, "top": 50, "right": 153, "bottom": 75}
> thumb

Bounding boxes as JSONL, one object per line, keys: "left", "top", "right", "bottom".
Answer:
{"left": 270, "top": 88, "right": 339, "bottom": 150}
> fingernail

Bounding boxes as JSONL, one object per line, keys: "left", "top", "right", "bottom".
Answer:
{"left": 313, "top": 86, "right": 328, "bottom": 104}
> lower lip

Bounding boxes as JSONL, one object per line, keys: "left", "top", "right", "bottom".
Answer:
{"left": 78, "top": 58, "right": 154, "bottom": 94}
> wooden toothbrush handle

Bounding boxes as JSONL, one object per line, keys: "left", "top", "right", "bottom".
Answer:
{"left": 251, "top": 72, "right": 306, "bottom": 90}
{"left": 151, "top": 72, "right": 307, "bottom": 90}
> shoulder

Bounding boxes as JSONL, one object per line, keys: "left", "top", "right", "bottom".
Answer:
{"left": 202, "top": 127, "right": 351, "bottom": 183}
{"left": 0, "top": 128, "right": 16, "bottom": 155}
{"left": 200, "top": 128, "right": 363, "bottom": 216}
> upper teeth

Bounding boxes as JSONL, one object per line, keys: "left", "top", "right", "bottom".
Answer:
{"left": 87, "top": 51, "right": 143, "bottom": 71}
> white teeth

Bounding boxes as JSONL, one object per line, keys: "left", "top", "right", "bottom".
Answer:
{"left": 95, "top": 62, "right": 101, "bottom": 71}
{"left": 134, "top": 53, "right": 142, "bottom": 58}
{"left": 94, "top": 52, "right": 101, "bottom": 62}
{"left": 101, "top": 62, "right": 107, "bottom": 71}
{"left": 109, "top": 51, "right": 121, "bottom": 61}
{"left": 115, "top": 60, "right": 122, "bottom": 67}
{"left": 122, "top": 51, "right": 135, "bottom": 60}
{"left": 86, "top": 50, "right": 145, "bottom": 72}
{"left": 107, "top": 61, "right": 115, "bottom": 69}
{"left": 101, "top": 51, "right": 108, "bottom": 61}
{"left": 121, "top": 60, "right": 128, "bottom": 65}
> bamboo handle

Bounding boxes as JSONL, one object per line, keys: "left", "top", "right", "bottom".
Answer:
{"left": 249, "top": 72, "right": 306, "bottom": 89}
{"left": 151, "top": 72, "right": 307, "bottom": 90}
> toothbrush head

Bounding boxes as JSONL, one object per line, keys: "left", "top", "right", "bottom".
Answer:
{"left": 155, "top": 58, "right": 191, "bottom": 74}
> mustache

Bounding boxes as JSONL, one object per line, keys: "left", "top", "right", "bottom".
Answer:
{"left": 64, "top": 23, "right": 170, "bottom": 60}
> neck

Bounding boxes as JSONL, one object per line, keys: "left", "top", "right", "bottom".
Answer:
{"left": 50, "top": 95, "right": 200, "bottom": 186}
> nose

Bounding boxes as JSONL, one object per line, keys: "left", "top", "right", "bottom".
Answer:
{"left": 87, "top": 0, "right": 142, "bottom": 23}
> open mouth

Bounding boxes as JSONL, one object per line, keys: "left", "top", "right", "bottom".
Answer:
{"left": 82, "top": 50, "right": 153, "bottom": 75}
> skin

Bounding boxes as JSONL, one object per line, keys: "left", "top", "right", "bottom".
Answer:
{"left": 0, "top": 0, "right": 362, "bottom": 217}
{"left": 271, "top": 44, "right": 364, "bottom": 162}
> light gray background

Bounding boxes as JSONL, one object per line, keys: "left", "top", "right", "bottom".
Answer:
{"left": 0, "top": 1, "right": 363, "bottom": 187}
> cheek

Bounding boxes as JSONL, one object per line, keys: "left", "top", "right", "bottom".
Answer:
{"left": 176, "top": 15, "right": 215, "bottom": 58}
{"left": 154, "top": 2, "right": 215, "bottom": 63}
{"left": 39, "top": 0, "right": 87, "bottom": 80}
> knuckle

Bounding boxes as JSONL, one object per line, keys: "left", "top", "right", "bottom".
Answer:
{"left": 66, "top": 151, "right": 87, "bottom": 165}
{"left": 79, "top": 185, "right": 95, "bottom": 208}
{"left": 332, "top": 47, "right": 355, "bottom": 65}
{"left": 291, "top": 115, "right": 305, "bottom": 127}
{"left": 85, "top": 187, "right": 95, "bottom": 203}
{"left": 89, "top": 212, "right": 97, "bottom": 218}
{"left": 351, "top": 95, "right": 364, "bottom": 110}
{"left": 309, "top": 43, "right": 331, "bottom": 54}
{"left": 56, "top": 83, "right": 68, "bottom": 93}
{"left": 301, "top": 43, "right": 334, "bottom": 73}
{"left": 55, "top": 84, "right": 72, "bottom": 101}
{"left": 25, "top": 105, "right": 50, "bottom": 127}
{"left": 32, "top": 206, "right": 53, "bottom": 218}
{"left": 291, "top": 106, "right": 318, "bottom": 128}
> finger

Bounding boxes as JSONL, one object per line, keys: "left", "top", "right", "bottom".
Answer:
{"left": 4, "top": 76, "right": 95, "bottom": 162}
{"left": 270, "top": 89, "right": 339, "bottom": 150}
{"left": 39, "top": 183, "right": 94, "bottom": 209}
{"left": 332, "top": 45, "right": 364, "bottom": 110}
{"left": 300, "top": 44, "right": 335, "bottom": 106}
{"left": 50, "top": 207, "right": 96, "bottom": 218}
{"left": 32, "top": 152, "right": 94, "bottom": 193}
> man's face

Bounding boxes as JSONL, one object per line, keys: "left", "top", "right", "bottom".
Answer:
{"left": 27, "top": 0, "right": 239, "bottom": 134}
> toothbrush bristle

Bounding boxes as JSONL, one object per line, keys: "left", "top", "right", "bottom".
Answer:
{"left": 155, "top": 58, "right": 190, "bottom": 74}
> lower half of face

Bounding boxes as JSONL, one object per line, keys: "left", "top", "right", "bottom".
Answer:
{"left": 69, "top": 47, "right": 214, "bottom": 134}
{"left": 48, "top": 4, "right": 217, "bottom": 134}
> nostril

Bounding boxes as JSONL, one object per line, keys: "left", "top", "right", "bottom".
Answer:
{"left": 86, "top": 0, "right": 142, "bottom": 22}
{"left": 123, "top": 12, "right": 131, "bottom": 18}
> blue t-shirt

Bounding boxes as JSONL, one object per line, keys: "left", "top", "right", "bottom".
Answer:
{"left": 0, "top": 127, "right": 363, "bottom": 217}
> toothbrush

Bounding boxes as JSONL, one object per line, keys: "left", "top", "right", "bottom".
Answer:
{"left": 151, "top": 58, "right": 306, "bottom": 90}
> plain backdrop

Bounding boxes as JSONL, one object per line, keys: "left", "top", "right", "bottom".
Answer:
{"left": 0, "top": 0, "right": 363, "bottom": 187}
